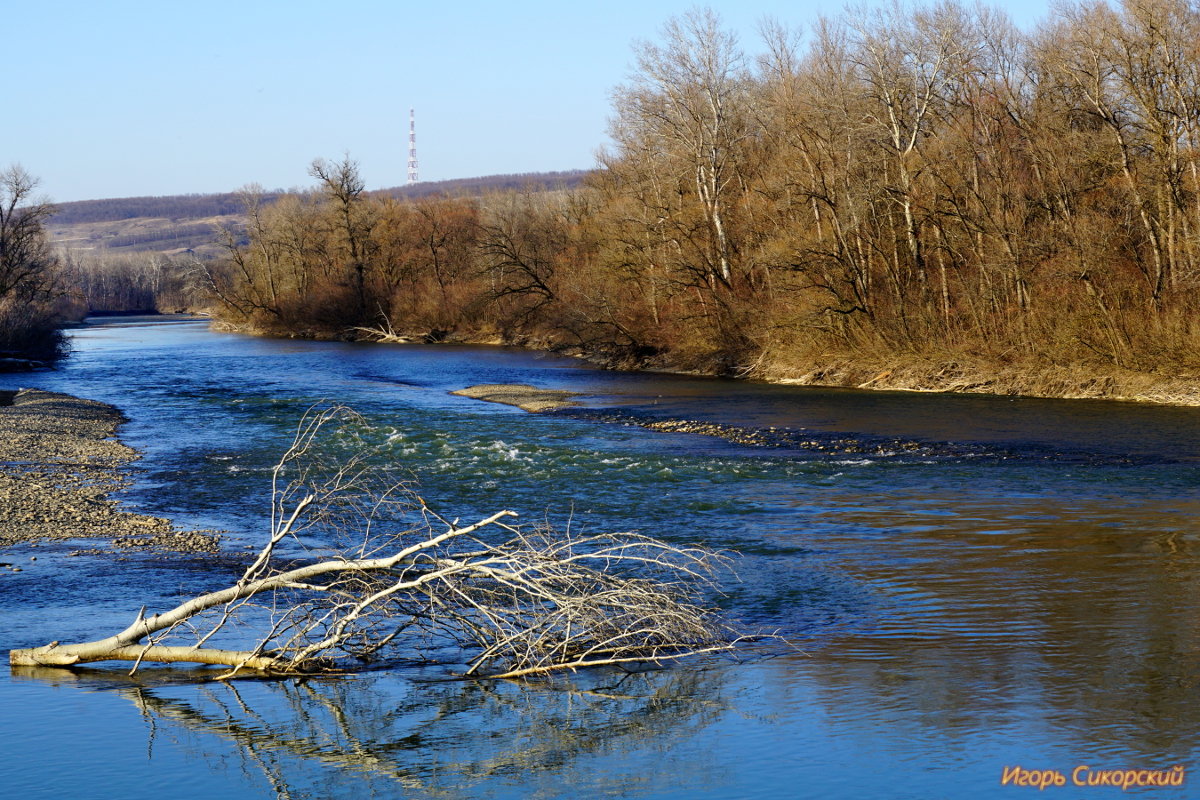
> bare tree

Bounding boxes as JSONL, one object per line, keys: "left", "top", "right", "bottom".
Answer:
{"left": 310, "top": 156, "right": 375, "bottom": 319}
{"left": 612, "top": 8, "right": 752, "bottom": 290}
{"left": 846, "top": 1, "right": 978, "bottom": 323}
{"left": 0, "top": 165, "right": 72, "bottom": 363}
{"left": 476, "top": 191, "right": 564, "bottom": 325}
{"left": 10, "top": 406, "right": 744, "bottom": 680}
{"left": 0, "top": 165, "right": 58, "bottom": 300}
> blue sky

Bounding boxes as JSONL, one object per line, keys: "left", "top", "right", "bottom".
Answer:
{"left": 5, "top": 0, "right": 1053, "bottom": 203}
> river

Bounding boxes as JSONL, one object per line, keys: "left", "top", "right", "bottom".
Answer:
{"left": 1, "top": 316, "right": 1198, "bottom": 799}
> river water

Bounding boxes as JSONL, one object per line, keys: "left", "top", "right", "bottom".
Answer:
{"left": 1, "top": 316, "right": 1198, "bottom": 799}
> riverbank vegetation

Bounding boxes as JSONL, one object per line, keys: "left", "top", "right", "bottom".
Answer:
{"left": 0, "top": 166, "right": 76, "bottom": 368}
{"left": 202, "top": 0, "right": 1200, "bottom": 401}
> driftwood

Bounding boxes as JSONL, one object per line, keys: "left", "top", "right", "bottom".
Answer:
{"left": 10, "top": 405, "right": 742, "bottom": 679}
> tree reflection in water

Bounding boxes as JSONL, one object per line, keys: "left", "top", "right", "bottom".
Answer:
{"left": 14, "top": 665, "right": 731, "bottom": 798}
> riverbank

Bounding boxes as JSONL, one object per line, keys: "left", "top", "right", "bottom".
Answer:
{"left": 212, "top": 317, "right": 1200, "bottom": 408}
{"left": 755, "top": 352, "right": 1200, "bottom": 407}
{"left": 0, "top": 389, "right": 218, "bottom": 552}
{"left": 513, "top": 333, "right": 1200, "bottom": 407}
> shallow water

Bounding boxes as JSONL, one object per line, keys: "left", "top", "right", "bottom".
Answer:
{"left": 1, "top": 316, "right": 1198, "bottom": 799}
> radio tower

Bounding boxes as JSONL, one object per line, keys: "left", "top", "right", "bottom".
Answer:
{"left": 407, "top": 108, "right": 419, "bottom": 185}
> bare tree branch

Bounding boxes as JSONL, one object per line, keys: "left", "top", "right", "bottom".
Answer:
{"left": 10, "top": 405, "right": 748, "bottom": 679}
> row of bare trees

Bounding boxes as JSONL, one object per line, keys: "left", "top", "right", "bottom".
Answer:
{"left": 205, "top": 161, "right": 488, "bottom": 338}
{"left": 593, "top": 0, "right": 1200, "bottom": 372}
{"left": 208, "top": 0, "right": 1200, "bottom": 377}
{"left": 65, "top": 252, "right": 199, "bottom": 314}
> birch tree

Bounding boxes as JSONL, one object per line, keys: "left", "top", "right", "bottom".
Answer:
{"left": 612, "top": 8, "right": 752, "bottom": 291}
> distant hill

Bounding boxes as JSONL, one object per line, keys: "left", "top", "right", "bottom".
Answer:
{"left": 49, "top": 193, "right": 257, "bottom": 227}
{"left": 50, "top": 170, "right": 591, "bottom": 227}
{"left": 377, "top": 169, "right": 589, "bottom": 200}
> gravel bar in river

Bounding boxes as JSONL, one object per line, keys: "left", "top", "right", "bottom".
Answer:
{"left": 0, "top": 388, "right": 218, "bottom": 553}
{"left": 451, "top": 383, "right": 584, "bottom": 412}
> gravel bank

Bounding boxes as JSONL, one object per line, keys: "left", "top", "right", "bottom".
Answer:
{"left": 0, "top": 389, "right": 219, "bottom": 553}
{"left": 451, "top": 384, "right": 583, "bottom": 412}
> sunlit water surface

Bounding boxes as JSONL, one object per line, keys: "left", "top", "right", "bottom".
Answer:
{"left": 1, "top": 317, "right": 1198, "bottom": 799}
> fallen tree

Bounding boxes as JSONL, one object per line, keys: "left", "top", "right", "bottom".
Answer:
{"left": 10, "top": 406, "right": 744, "bottom": 679}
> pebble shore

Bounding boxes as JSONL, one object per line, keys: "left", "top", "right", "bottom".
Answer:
{"left": 0, "top": 388, "right": 219, "bottom": 553}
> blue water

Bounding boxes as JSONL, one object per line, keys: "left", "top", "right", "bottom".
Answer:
{"left": 1, "top": 316, "right": 1198, "bottom": 799}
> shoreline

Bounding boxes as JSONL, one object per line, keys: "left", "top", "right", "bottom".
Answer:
{"left": 756, "top": 355, "right": 1200, "bottom": 408}
{"left": 206, "top": 317, "right": 1200, "bottom": 408}
{"left": 0, "top": 389, "right": 218, "bottom": 553}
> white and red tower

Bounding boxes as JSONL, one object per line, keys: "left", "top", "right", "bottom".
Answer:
{"left": 407, "top": 108, "right": 419, "bottom": 185}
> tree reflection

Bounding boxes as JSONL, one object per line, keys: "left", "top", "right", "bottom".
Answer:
{"left": 788, "top": 492, "right": 1200, "bottom": 763}
{"left": 13, "top": 665, "right": 730, "bottom": 799}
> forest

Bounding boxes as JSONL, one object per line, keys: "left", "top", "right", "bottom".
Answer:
{"left": 12, "top": 0, "right": 1200, "bottom": 396}
{"left": 199, "top": 0, "right": 1200, "bottom": 396}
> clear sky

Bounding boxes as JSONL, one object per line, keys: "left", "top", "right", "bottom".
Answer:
{"left": 4, "top": 0, "right": 1053, "bottom": 203}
